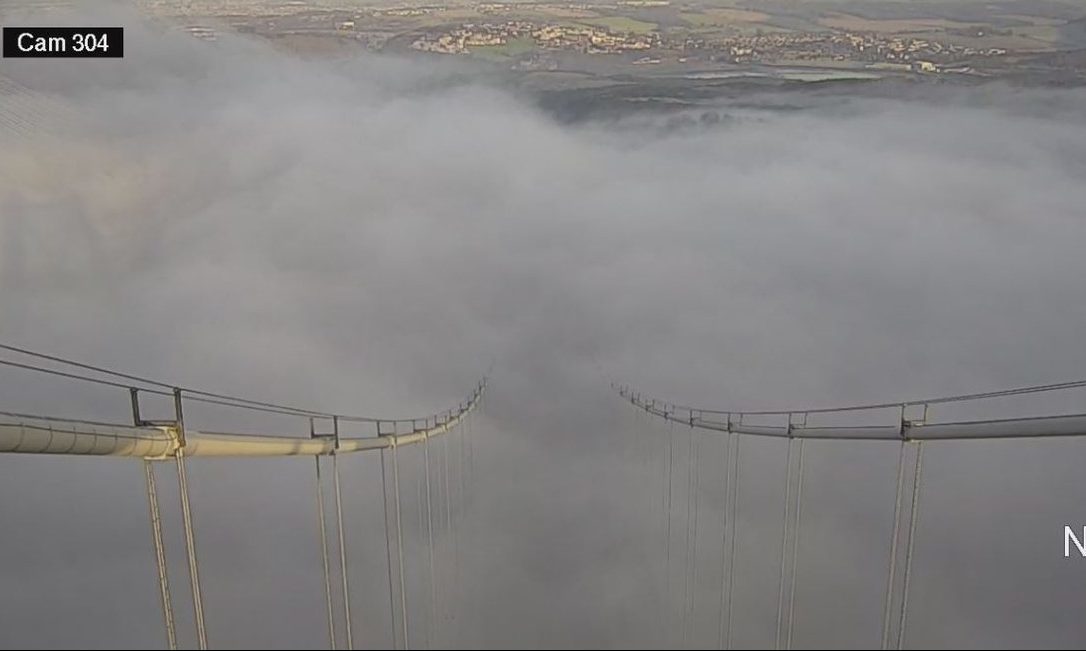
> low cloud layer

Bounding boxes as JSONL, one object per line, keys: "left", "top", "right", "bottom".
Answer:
{"left": 1, "top": 5, "right": 1085, "bottom": 648}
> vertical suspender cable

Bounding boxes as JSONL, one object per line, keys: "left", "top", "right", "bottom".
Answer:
{"left": 175, "top": 452, "right": 208, "bottom": 650}
{"left": 443, "top": 434, "right": 452, "bottom": 539}
{"left": 716, "top": 433, "right": 733, "bottom": 650}
{"left": 775, "top": 439, "right": 795, "bottom": 650}
{"left": 380, "top": 448, "right": 400, "bottom": 650}
{"left": 457, "top": 424, "right": 466, "bottom": 602}
{"left": 392, "top": 442, "right": 411, "bottom": 650}
{"left": 896, "top": 442, "right": 925, "bottom": 650}
{"left": 881, "top": 442, "right": 907, "bottom": 650}
{"left": 682, "top": 427, "right": 694, "bottom": 647}
{"left": 785, "top": 439, "right": 805, "bottom": 650}
{"left": 332, "top": 453, "right": 354, "bottom": 650}
{"left": 315, "top": 457, "right": 337, "bottom": 650}
{"left": 688, "top": 430, "right": 702, "bottom": 647}
{"left": 725, "top": 434, "right": 741, "bottom": 650}
{"left": 660, "top": 423, "right": 668, "bottom": 643}
{"left": 466, "top": 412, "right": 474, "bottom": 506}
{"left": 442, "top": 432, "right": 452, "bottom": 635}
{"left": 173, "top": 389, "right": 208, "bottom": 651}
{"left": 144, "top": 460, "right": 177, "bottom": 650}
{"left": 423, "top": 437, "right": 437, "bottom": 649}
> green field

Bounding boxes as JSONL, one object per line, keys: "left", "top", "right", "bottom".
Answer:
{"left": 581, "top": 16, "right": 658, "bottom": 34}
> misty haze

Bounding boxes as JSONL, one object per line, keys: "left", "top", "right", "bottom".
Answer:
{"left": 1, "top": 0, "right": 1086, "bottom": 649}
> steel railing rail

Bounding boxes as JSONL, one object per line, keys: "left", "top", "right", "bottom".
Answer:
{"left": 0, "top": 342, "right": 486, "bottom": 428}
{"left": 0, "top": 380, "right": 485, "bottom": 458}
{"left": 613, "top": 382, "right": 1086, "bottom": 441}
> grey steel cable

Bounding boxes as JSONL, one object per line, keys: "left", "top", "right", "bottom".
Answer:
{"left": 0, "top": 358, "right": 167, "bottom": 394}
{"left": 619, "top": 386, "right": 1086, "bottom": 442}
{"left": 0, "top": 408, "right": 153, "bottom": 430}
{"left": 785, "top": 439, "right": 805, "bottom": 650}
{"left": 881, "top": 442, "right": 907, "bottom": 650}
{"left": 724, "top": 434, "right": 741, "bottom": 650}
{"left": 423, "top": 440, "right": 437, "bottom": 649}
{"left": 655, "top": 411, "right": 668, "bottom": 644}
{"left": 332, "top": 453, "right": 354, "bottom": 650}
{"left": 688, "top": 430, "right": 702, "bottom": 647}
{"left": 143, "top": 461, "right": 177, "bottom": 651}
{"left": 441, "top": 431, "right": 453, "bottom": 638}
{"left": 443, "top": 434, "right": 452, "bottom": 539}
{"left": 896, "top": 442, "right": 925, "bottom": 650}
{"left": 316, "top": 458, "right": 337, "bottom": 650}
{"left": 391, "top": 441, "right": 411, "bottom": 650}
{"left": 175, "top": 453, "right": 208, "bottom": 650}
{"left": 682, "top": 428, "right": 694, "bottom": 647}
{"left": 622, "top": 377, "right": 1086, "bottom": 418}
{"left": 380, "top": 449, "right": 400, "bottom": 650}
{"left": 660, "top": 423, "right": 668, "bottom": 643}
{"left": 0, "top": 343, "right": 175, "bottom": 389}
{"left": 1, "top": 341, "right": 487, "bottom": 427}
{"left": 716, "top": 433, "right": 733, "bottom": 650}
{"left": 775, "top": 439, "right": 795, "bottom": 650}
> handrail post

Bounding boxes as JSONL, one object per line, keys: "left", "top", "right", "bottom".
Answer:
{"left": 130, "top": 388, "right": 143, "bottom": 427}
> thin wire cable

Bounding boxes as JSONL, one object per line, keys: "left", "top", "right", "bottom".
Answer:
{"left": 725, "top": 434, "right": 741, "bottom": 650}
{"left": 881, "top": 442, "right": 907, "bottom": 650}
{"left": 457, "top": 421, "right": 467, "bottom": 623}
{"left": 0, "top": 343, "right": 174, "bottom": 388}
{"left": 463, "top": 414, "right": 474, "bottom": 647}
{"left": 316, "top": 458, "right": 338, "bottom": 650}
{"left": 332, "top": 453, "right": 354, "bottom": 650}
{"left": 380, "top": 450, "right": 400, "bottom": 650}
{"left": 775, "top": 439, "right": 795, "bottom": 650}
{"left": 392, "top": 443, "right": 410, "bottom": 650}
{"left": 0, "top": 408, "right": 159, "bottom": 430}
{"left": 1, "top": 342, "right": 486, "bottom": 426}
{"left": 664, "top": 420, "right": 675, "bottom": 642}
{"left": 896, "top": 442, "right": 925, "bottom": 650}
{"left": 785, "top": 439, "right": 805, "bottom": 650}
{"left": 688, "top": 430, "right": 702, "bottom": 647}
{"left": 441, "top": 432, "right": 453, "bottom": 638}
{"left": 717, "top": 433, "right": 733, "bottom": 650}
{"left": 655, "top": 411, "right": 668, "bottom": 644}
{"left": 682, "top": 428, "right": 695, "bottom": 647}
{"left": 623, "top": 376, "right": 1086, "bottom": 418}
{"left": 144, "top": 461, "right": 177, "bottom": 650}
{"left": 423, "top": 439, "right": 437, "bottom": 649}
{"left": 175, "top": 453, "right": 208, "bottom": 650}
{"left": 0, "top": 358, "right": 166, "bottom": 394}
{"left": 443, "top": 434, "right": 453, "bottom": 536}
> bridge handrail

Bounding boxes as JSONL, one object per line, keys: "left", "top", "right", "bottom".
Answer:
{"left": 615, "top": 381, "right": 1086, "bottom": 441}
{"left": 0, "top": 341, "right": 486, "bottom": 429}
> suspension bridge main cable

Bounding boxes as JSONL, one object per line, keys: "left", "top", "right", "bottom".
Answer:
{"left": 625, "top": 377, "right": 1086, "bottom": 418}
{"left": 614, "top": 378, "right": 1086, "bottom": 442}
{"left": 0, "top": 342, "right": 485, "bottom": 426}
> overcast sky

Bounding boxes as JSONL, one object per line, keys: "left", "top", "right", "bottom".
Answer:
{"left": 1, "top": 4, "right": 1086, "bottom": 649}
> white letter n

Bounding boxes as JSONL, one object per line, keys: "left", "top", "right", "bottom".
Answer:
{"left": 1065, "top": 526, "right": 1086, "bottom": 557}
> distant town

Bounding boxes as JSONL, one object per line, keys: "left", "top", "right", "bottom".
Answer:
{"left": 115, "top": 1, "right": 1086, "bottom": 82}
